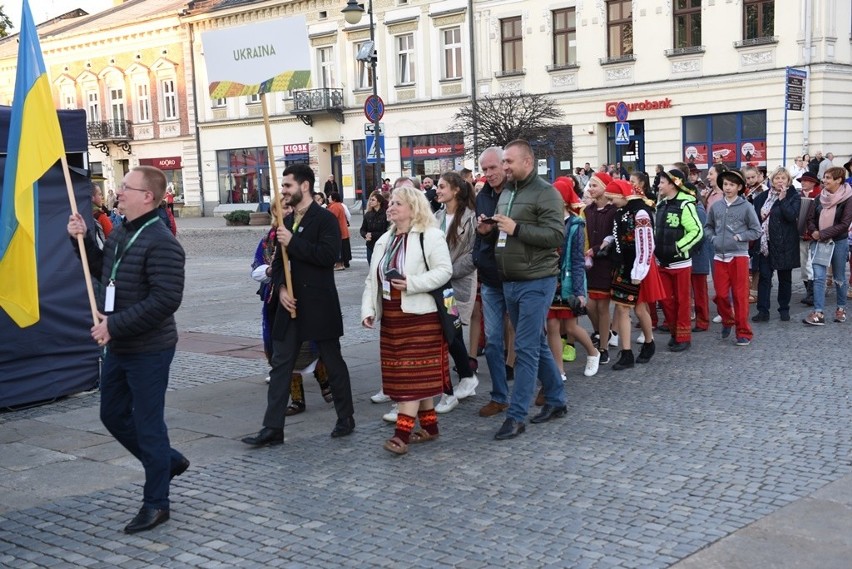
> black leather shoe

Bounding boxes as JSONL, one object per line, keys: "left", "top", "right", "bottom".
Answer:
{"left": 124, "top": 507, "right": 169, "bottom": 534}
{"left": 531, "top": 404, "right": 568, "bottom": 424}
{"left": 330, "top": 416, "right": 355, "bottom": 438}
{"left": 170, "top": 456, "right": 190, "bottom": 480}
{"left": 241, "top": 427, "right": 284, "bottom": 447}
{"left": 751, "top": 311, "right": 770, "bottom": 322}
{"left": 494, "top": 418, "right": 525, "bottom": 440}
{"left": 669, "top": 341, "right": 691, "bottom": 352}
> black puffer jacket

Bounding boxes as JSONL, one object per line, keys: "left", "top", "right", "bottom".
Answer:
{"left": 752, "top": 187, "right": 801, "bottom": 271}
{"left": 80, "top": 209, "right": 185, "bottom": 353}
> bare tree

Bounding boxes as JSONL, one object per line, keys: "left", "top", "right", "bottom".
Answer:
{"left": 450, "top": 92, "right": 568, "bottom": 160}
{"left": 0, "top": 7, "right": 11, "bottom": 37}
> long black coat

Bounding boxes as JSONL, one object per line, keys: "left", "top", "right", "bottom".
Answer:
{"left": 752, "top": 187, "right": 801, "bottom": 271}
{"left": 270, "top": 201, "right": 343, "bottom": 342}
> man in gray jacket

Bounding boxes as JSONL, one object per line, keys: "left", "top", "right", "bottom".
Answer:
{"left": 489, "top": 139, "right": 566, "bottom": 439}
{"left": 704, "top": 170, "right": 762, "bottom": 346}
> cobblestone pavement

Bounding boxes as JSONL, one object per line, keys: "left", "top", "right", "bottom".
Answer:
{"left": 1, "top": 220, "right": 850, "bottom": 568}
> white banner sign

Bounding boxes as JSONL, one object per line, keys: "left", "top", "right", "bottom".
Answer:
{"left": 201, "top": 16, "right": 311, "bottom": 98}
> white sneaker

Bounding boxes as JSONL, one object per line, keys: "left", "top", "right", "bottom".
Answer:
{"left": 264, "top": 375, "right": 271, "bottom": 384}
{"left": 455, "top": 374, "right": 479, "bottom": 400}
{"left": 371, "top": 389, "right": 391, "bottom": 404}
{"left": 435, "top": 394, "right": 459, "bottom": 413}
{"left": 637, "top": 332, "right": 645, "bottom": 344}
{"left": 608, "top": 330, "right": 619, "bottom": 347}
{"left": 713, "top": 315, "right": 723, "bottom": 323}
{"left": 561, "top": 373, "right": 567, "bottom": 383}
{"left": 382, "top": 404, "right": 398, "bottom": 423}
{"left": 584, "top": 353, "right": 600, "bottom": 377}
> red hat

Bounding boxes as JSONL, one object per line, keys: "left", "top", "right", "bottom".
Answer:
{"left": 592, "top": 172, "right": 613, "bottom": 188}
{"left": 604, "top": 179, "right": 633, "bottom": 198}
{"left": 553, "top": 177, "right": 582, "bottom": 208}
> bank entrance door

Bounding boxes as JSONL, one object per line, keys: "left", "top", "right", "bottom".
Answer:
{"left": 607, "top": 120, "right": 645, "bottom": 175}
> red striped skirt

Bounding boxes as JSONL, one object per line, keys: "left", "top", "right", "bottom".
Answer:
{"left": 380, "top": 289, "right": 448, "bottom": 401}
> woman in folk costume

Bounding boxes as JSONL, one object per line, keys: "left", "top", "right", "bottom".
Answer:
{"left": 603, "top": 179, "right": 665, "bottom": 370}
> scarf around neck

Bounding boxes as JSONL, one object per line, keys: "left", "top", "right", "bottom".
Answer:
{"left": 759, "top": 190, "right": 780, "bottom": 256}
{"left": 818, "top": 183, "right": 852, "bottom": 232}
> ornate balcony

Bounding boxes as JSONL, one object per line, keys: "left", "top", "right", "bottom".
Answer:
{"left": 290, "top": 88, "right": 344, "bottom": 126}
{"left": 87, "top": 120, "right": 133, "bottom": 154}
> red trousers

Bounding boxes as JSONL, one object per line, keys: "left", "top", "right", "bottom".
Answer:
{"left": 713, "top": 257, "right": 752, "bottom": 340}
{"left": 659, "top": 265, "right": 692, "bottom": 343}
{"left": 691, "top": 273, "right": 710, "bottom": 331}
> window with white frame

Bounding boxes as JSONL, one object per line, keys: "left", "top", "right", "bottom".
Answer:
{"left": 60, "top": 84, "right": 76, "bottom": 109}
{"left": 248, "top": 93, "right": 261, "bottom": 103}
{"left": 161, "top": 78, "right": 178, "bottom": 120}
{"left": 396, "top": 33, "right": 415, "bottom": 85}
{"left": 318, "top": 47, "right": 336, "bottom": 88}
{"left": 85, "top": 87, "right": 100, "bottom": 122}
{"left": 135, "top": 81, "right": 151, "bottom": 122}
{"left": 213, "top": 97, "right": 227, "bottom": 107}
{"left": 441, "top": 27, "right": 462, "bottom": 80}
{"left": 354, "top": 41, "right": 373, "bottom": 90}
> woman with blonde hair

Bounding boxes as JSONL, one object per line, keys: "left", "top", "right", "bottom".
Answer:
{"left": 751, "top": 166, "right": 801, "bottom": 322}
{"left": 361, "top": 186, "right": 453, "bottom": 455}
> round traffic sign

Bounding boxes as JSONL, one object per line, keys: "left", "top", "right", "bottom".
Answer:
{"left": 615, "top": 101, "right": 629, "bottom": 122}
{"left": 364, "top": 95, "right": 385, "bottom": 122}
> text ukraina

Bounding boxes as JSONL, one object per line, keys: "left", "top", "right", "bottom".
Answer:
{"left": 233, "top": 45, "right": 276, "bottom": 61}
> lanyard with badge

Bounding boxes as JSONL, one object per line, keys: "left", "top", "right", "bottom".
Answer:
{"left": 104, "top": 218, "right": 160, "bottom": 313}
{"left": 496, "top": 189, "right": 517, "bottom": 248}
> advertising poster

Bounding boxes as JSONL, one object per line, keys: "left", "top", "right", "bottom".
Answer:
{"left": 740, "top": 140, "right": 767, "bottom": 167}
{"left": 711, "top": 143, "right": 737, "bottom": 166}
{"left": 683, "top": 144, "right": 708, "bottom": 170}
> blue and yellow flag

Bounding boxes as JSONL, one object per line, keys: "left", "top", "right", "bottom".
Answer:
{"left": 0, "top": 0, "right": 66, "bottom": 327}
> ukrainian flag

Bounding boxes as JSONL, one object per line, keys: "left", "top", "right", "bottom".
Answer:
{"left": 0, "top": 0, "right": 66, "bottom": 328}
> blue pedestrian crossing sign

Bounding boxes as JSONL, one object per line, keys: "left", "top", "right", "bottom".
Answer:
{"left": 366, "top": 134, "right": 385, "bottom": 163}
{"left": 615, "top": 121, "right": 630, "bottom": 146}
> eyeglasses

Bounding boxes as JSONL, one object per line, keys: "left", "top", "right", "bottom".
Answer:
{"left": 120, "top": 183, "right": 150, "bottom": 194}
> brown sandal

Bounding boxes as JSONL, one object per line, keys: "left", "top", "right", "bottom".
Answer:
{"left": 409, "top": 430, "right": 439, "bottom": 444}
{"left": 285, "top": 402, "right": 305, "bottom": 416}
{"left": 383, "top": 436, "right": 408, "bottom": 455}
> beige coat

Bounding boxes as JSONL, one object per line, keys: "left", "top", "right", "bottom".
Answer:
{"left": 434, "top": 207, "right": 478, "bottom": 325}
{"left": 361, "top": 226, "right": 453, "bottom": 323}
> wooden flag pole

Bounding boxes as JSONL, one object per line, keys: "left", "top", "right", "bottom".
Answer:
{"left": 60, "top": 155, "right": 99, "bottom": 327}
{"left": 261, "top": 95, "right": 296, "bottom": 318}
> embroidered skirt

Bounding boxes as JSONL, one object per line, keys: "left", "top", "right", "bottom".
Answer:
{"left": 380, "top": 288, "right": 448, "bottom": 401}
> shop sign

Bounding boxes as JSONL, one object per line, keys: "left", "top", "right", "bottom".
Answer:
{"left": 283, "top": 143, "right": 309, "bottom": 155}
{"left": 711, "top": 143, "right": 737, "bottom": 164}
{"left": 605, "top": 98, "right": 673, "bottom": 117}
{"left": 400, "top": 144, "right": 464, "bottom": 158}
{"left": 740, "top": 141, "right": 766, "bottom": 167}
{"left": 139, "top": 157, "right": 182, "bottom": 170}
{"left": 683, "top": 144, "right": 708, "bottom": 170}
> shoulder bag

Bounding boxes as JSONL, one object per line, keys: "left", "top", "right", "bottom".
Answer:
{"left": 419, "top": 233, "right": 461, "bottom": 342}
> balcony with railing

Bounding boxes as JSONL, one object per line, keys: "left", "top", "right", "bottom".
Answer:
{"left": 290, "top": 88, "right": 344, "bottom": 126}
{"left": 87, "top": 119, "right": 133, "bottom": 154}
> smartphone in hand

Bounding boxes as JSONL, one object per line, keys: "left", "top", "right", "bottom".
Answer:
{"left": 384, "top": 268, "right": 404, "bottom": 281}
{"left": 481, "top": 217, "right": 498, "bottom": 225}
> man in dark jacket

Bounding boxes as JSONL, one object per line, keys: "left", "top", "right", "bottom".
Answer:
{"left": 323, "top": 175, "right": 338, "bottom": 200}
{"left": 473, "top": 146, "right": 514, "bottom": 418}
{"left": 67, "top": 166, "right": 187, "bottom": 534}
{"left": 489, "top": 139, "right": 567, "bottom": 440}
{"left": 243, "top": 164, "right": 355, "bottom": 447}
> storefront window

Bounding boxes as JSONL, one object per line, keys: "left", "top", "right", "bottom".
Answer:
{"left": 682, "top": 111, "right": 767, "bottom": 169}
{"left": 216, "top": 147, "right": 270, "bottom": 204}
{"left": 399, "top": 133, "right": 464, "bottom": 178}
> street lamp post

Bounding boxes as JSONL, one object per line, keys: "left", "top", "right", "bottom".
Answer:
{"left": 342, "top": 0, "right": 382, "bottom": 198}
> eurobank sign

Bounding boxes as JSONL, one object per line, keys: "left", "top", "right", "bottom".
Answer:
{"left": 605, "top": 98, "right": 673, "bottom": 117}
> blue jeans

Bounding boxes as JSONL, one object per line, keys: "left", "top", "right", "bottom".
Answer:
{"left": 811, "top": 240, "right": 850, "bottom": 313}
{"left": 503, "top": 277, "right": 566, "bottom": 422}
{"left": 481, "top": 283, "right": 509, "bottom": 404}
{"left": 100, "top": 348, "right": 184, "bottom": 510}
